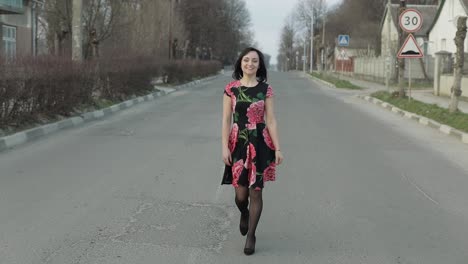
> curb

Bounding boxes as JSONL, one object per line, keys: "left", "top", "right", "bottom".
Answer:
{"left": 358, "top": 95, "right": 468, "bottom": 144}
{"left": 310, "top": 75, "right": 337, "bottom": 89}
{"left": 0, "top": 74, "right": 219, "bottom": 153}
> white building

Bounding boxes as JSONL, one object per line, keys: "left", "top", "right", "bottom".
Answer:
{"left": 427, "top": 0, "right": 468, "bottom": 56}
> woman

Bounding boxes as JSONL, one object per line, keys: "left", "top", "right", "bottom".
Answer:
{"left": 221, "top": 47, "right": 283, "bottom": 255}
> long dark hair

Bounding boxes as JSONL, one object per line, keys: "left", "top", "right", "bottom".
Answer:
{"left": 232, "top": 47, "right": 267, "bottom": 82}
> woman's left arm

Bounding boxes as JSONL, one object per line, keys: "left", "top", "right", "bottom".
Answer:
{"left": 265, "top": 97, "right": 283, "bottom": 165}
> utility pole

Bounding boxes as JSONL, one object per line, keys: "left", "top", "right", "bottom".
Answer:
{"left": 303, "top": 39, "right": 307, "bottom": 73}
{"left": 310, "top": 11, "right": 314, "bottom": 73}
{"left": 398, "top": 0, "right": 407, "bottom": 98}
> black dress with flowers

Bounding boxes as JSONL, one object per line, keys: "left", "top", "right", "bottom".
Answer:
{"left": 221, "top": 80, "right": 277, "bottom": 190}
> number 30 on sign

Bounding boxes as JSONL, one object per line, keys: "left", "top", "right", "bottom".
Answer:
{"left": 399, "top": 9, "right": 423, "bottom": 33}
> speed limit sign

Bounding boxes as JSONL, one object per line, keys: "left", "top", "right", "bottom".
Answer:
{"left": 399, "top": 9, "right": 423, "bottom": 33}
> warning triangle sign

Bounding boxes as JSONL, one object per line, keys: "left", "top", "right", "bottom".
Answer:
{"left": 397, "top": 34, "right": 424, "bottom": 58}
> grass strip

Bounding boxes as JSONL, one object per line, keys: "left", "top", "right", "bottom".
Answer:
{"left": 311, "top": 72, "right": 362, "bottom": 90}
{"left": 372, "top": 91, "right": 468, "bottom": 133}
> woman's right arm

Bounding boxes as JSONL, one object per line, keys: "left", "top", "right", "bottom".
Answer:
{"left": 222, "top": 94, "right": 232, "bottom": 165}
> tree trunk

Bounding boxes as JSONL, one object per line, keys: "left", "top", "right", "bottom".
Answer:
{"left": 449, "top": 16, "right": 467, "bottom": 113}
{"left": 398, "top": 1, "right": 406, "bottom": 98}
{"left": 71, "top": 0, "right": 83, "bottom": 61}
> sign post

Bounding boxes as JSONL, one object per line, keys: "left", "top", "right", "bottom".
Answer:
{"left": 398, "top": 9, "right": 423, "bottom": 101}
{"left": 337, "top": 35, "right": 349, "bottom": 79}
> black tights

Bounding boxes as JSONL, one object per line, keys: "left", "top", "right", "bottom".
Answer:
{"left": 235, "top": 187, "right": 263, "bottom": 247}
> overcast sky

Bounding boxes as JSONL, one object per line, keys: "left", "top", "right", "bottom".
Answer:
{"left": 244, "top": 0, "right": 341, "bottom": 65}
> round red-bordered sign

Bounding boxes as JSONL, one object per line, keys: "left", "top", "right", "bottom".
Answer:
{"left": 399, "top": 9, "right": 423, "bottom": 33}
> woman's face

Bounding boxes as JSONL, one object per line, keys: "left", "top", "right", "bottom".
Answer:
{"left": 241, "top": 51, "right": 260, "bottom": 76}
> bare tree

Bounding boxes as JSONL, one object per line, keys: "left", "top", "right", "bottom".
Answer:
{"left": 278, "top": 16, "right": 296, "bottom": 71}
{"left": 72, "top": 0, "right": 83, "bottom": 61}
{"left": 179, "top": 0, "right": 253, "bottom": 64}
{"left": 41, "top": 0, "right": 72, "bottom": 56}
{"left": 449, "top": 16, "right": 467, "bottom": 113}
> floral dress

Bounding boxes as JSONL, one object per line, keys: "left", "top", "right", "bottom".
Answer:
{"left": 221, "top": 80, "right": 277, "bottom": 190}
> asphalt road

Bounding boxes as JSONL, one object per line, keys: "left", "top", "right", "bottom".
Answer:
{"left": 2, "top": 71, "right": 468, "bottom": 264}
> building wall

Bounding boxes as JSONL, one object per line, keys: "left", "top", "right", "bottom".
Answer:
{"left": 428, "top": 0, "right": 468, "bottom": 56}
{"left": 0, "top": 3, "right": 32, "bottom": 57}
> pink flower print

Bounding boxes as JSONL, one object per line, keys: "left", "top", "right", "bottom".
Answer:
{"left": 225, "top": 80, "right": 240, "bottom": 97}
{"left": 249, "top": 163, "right": 257, "bottom": 187}
{"left": 246, "top": 123, "right": 256, "bottom": 130}
{"left": 228, "top": 124, "right": 239, "bottom": 153}
{"left": 232, "top": 160, "right": 244, "bottom": 187}
{"left": 244, "top": 143, "right": 256, "bottom": 169}
{"left": 263, "top": 163, "right": 276, "bottom": 182}
{"left": 249, "top": 143, "right": 257, "bottom": 160}
{"left": 245, "top": 146, "right": 250, "bottom": 169}
{"left": 266, "top": 85, "right": 274, "bottom": 98}
{"left": 246, "top": 100, "right": 265, "bottom": 125}
{"left": 262, "top": 128, "right": 275, "bottom": 150}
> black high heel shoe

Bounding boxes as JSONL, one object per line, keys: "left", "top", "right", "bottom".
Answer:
{"left": 243, "top": 235, "right": 256, "bottom": 255}
{"left": 239, "top": 212, "right": 249, "bottom": 236}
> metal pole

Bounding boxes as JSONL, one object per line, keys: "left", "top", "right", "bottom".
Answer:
{"left": 303, "top": 40, "right": 307, "bottom": 72}
{"left": 310, "top": 12, "right": 314, "bottom": 73}
{"left": 409, "top": 59, "right": 412, "bottom": 101}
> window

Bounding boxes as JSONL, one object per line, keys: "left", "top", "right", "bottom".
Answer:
{"left": 2, "top": 25, "right": 16, "bottom": 59}
{"left": 441, "top": 38, "right": 447, "bottom": 51}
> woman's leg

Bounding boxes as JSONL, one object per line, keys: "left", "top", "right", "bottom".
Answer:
{"left": 235, "top": 186, "right": 249, "bottom": 235}
{"left": 244, "top": 188, "right": 262, "bottom": 254}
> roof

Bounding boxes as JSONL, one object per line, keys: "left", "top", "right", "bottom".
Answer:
{"left": 381, "top": 4, "right": 438, "bottom": 37}
{"left": 427, "top": 0, "right": 468, "bottom": 35}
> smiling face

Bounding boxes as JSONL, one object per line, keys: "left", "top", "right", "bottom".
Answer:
{"left": 241, "top": 51, "right": 260, "bottom": 77}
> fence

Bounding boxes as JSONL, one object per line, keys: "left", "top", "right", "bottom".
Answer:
{"left": 433, "top": 52, "right": 468, "bottom": 97}
{"left": 437, "top": 75, "right": 468, "bottom": 96}
{"left": 349, "top": 56, "right": 435, "bottom": 83}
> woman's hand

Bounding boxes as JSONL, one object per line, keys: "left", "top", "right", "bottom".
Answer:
{"left": 275, "top": 150, "right": 283, "bottom": 165}
{"left": 222, "top": 147, "right": 232, "bottom": 166}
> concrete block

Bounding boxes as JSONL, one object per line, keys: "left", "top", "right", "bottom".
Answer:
{"left": 4, "top": 132, "right": 27, "bottom": 148}
{"left": 419, "top": 117, "right": 429, "bottom": 125}
{"left": 462, "top": 133, "right": 468, "bottom": 144}
{"left": 404, "top": 112, "right": 413, "bottom": 118}
{"left": 71, "top": 117, "right": 84, "bottom": 126}
{"left": 440, "top": 125, "right": 452, "bottom": 134}
{"left": 110, "top": 105, "right": 120, "bottom": 112}
{"left": 25, "top": 127, "right": 44, "bottom": 140}
{"left": 43, "top": 123, "right": 59, "bottom": 134}
{"left": 94, "top": 110, "right": 104, "bottom": 118}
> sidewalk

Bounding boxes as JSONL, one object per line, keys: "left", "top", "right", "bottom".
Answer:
{"left": 333, "top": 74, "right": 468, "bottom": 114}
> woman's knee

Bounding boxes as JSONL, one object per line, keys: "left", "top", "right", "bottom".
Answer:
{"left": 249, "top": 189, "right": 263, "bottom": 201}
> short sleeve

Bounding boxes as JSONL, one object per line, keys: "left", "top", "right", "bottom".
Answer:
{"left": 224, "top": 85, "right": 232, "bottom": 97}
{"left": 224, "top": 81, "right": 238, "bottom": 97}
{"left": 266, "top": 85, "right": 274, "bottom": 98}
